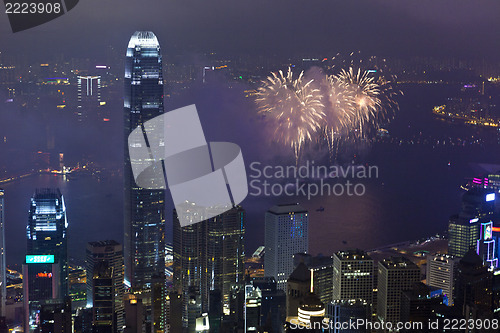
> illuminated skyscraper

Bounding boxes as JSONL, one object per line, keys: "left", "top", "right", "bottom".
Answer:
{"left": 124, "top": 31, "right": 165, "bottom": 289}
{"left": 173, "top": 206, "right": 245, "bottom": 327}
{"left": 24, "top": 189, "right": 69, "bottom": 331}
{"left": 264, "top": 204, "right": 308, "bottom": 290}
{"left": 0, "top": 190, "right": 6, "bottom": 317}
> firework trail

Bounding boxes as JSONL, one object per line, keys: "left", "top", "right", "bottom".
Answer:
{"left": 255, "top": 67, "right": 324, "bottom": 160}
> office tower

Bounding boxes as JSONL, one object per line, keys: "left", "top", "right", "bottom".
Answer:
{"left": 332, "top": 250, "right": 374, "bottom": 307}
{"left": 286, "top": 262, "right": 311, "bottom": 318}
{"left": 326, "top": 300, "right": 368, "bottom": 333}
{"left": 0, "top": 190, "right": 5, "bottom": 318}
{"left": 448, "top": 215, "right": 480, "bottom": 257}
{"left": 377, "top": 257, "right": 420, "bottom": 323}
{"left": 264, "top": 203, "right": 308, "bottom": 290}
{"left": 449, "top": 188, "right": 496, "bottom": 258}
{"left": 124, "top": 31, "right": 165, "bottom": 289}
{"left": 38, "top": 298, "right": 72, "bottom": 333}
{"left": 92, "top": 261, "right": 114, "bottom": 333}
{"left": 250, "top": 277, "right": 285, "bottom": 333}
{"left": 455, "top": 250, "right": 493, "bottom": 316}
{"left": 310, "top": 256, "right": 334, "bottom": 306}
{"left": 24, "top": 188, "right": 69, "bottom": 331}
{"left": 460, "top": 188, "right": 495, "bottom": 220}
{"left": 151, "top": 274, "right": 166, "bottom": 333}
{"left": 426, "top": 253, "right": 460, "bottom": 306}
{"left": 74, "top": 308, "right": 93, "bottom": 333}
{"left": 244, "top": 284, "right": 261, "bottom": 332}
{"left": 173, "top": 206, "right": 245, "bottom": 327}
{"left": 86, "top": 240, "right": 124, "bottom": 332}
{"left": 124, "top": 298, "right": 144, "bottom": 333}
{"left": 77, "top": 75, "right": 101, "bottom": 121}
{"left": 400, "top": 283, "right": 445, "bottom": 327}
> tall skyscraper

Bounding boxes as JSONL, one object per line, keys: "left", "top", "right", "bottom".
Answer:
{"left": 86, "top": 240, "right": 124, "bottom": 332}
{"left": 332, "top": 250, "right": 374, "bottom": 306}
{"left": 24, "top": 188, "right": 69, "bottom": 331}
{"left": 173, "top": 206, "right": 245, "bottom": 327}
{"left": 0, "top": 190, "right": 6, "bottom": 318}
{"left": 377, "top": 257, "right": 420, "bottom": 324}
{"left": 264, "top": 204, "right": 308, "bottom": 290}
{"left": 426, "top": 253, "right": 459, "bottom": 306}
{"left": 124, "top": 31, "right": 165, "bottom": 289}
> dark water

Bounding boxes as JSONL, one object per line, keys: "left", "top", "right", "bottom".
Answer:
{"left": 2, "top": 84, "right": 500, "bottom": 267}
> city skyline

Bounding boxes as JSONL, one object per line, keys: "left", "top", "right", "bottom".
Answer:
{"left": 1, "top": 2, "right": 500, "bottom": 331}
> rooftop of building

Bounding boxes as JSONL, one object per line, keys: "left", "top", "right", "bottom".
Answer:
{"left": 267, "top": 203, "right": 307, "bottom": 215}
{"left": 335, "top": 249, "right": 372, "bottom": 261}
{"left": 380, "top": 256, "right": 419, "bottom": 270}
{"left": 88, "top": 240, "right": 121, "bottom": 248}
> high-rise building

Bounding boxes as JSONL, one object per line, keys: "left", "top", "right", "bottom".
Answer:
{"left": 124, "top": 31, "right": 165, "bottom": 289}
{"left": 332, "top": 250, "right": 373, "bottom": 307}
{"left": 92, "top": 261, "right": 114, "bottom": 333}
{"left": 326, "top": 300, "right": 368, "bottom": 333}
{"left": 448, "top": 215, "right": 480, "bottom": 258}
{"left": 38, "top": 298, "right": 72, "bottom": 333}
{"left": 244, "top": 284, "right": 261, "bottom": 333}
{"left": 173, "top": 206, "right": 245, "bottom": 327}
{"left": 77, "top": 75, "right": 101, "bottom": 121}
{"left": 250, "top": 277, "right": 285, "bottom": 333}
{"left": 377, "top": 257, "right": 420, "bottom": 324}
{"left": 400, "top": 283, "right": 445, "bottom": 329}
{"left": 264, "top": 204, "right": 308, "bottom": 290}
{"left": 455, "top": 250, "right": 493, "bottom": 316}
{"left": 24, "top": 188, "right": 69, "bottom": 331}
{"left": 151, "top": 274, "right": 166, "bottom": 333}
{"left": 86, "top": 240, "right": 124, "bottom": 332}
{"left": 0, "top": 190, "right": 6, "bottom": 317}
{"left": 426, "top": 253, "right": 459, "bottom": 306}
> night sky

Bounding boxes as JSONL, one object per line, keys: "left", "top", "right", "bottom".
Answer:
{"left": 1, "top": 0, "right": 500, "bottom": 59}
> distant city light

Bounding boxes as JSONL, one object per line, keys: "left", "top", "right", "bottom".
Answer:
{"left": 486, "top": 193, "right": 495, "bottom": 202}
{"left": 96, "top": 65, "right": 107, "bottom": 69}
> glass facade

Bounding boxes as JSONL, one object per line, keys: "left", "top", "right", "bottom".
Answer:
{"left": 24, "top": 188, "right": 69, "bottom": 331}
{"left": 124, "top": 31, "right": 165, "bottom": 289}
{"left": 173, "top": 206, "right": 245, "bottom": 327}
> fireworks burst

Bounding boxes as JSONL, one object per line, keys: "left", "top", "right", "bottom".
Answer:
{"left": 256, "top": 64, "right": 401, "bottom": 161}
{"left": 255, "top": 67, "right": 324, "bottom": 159}
{"left": 335, "top": 67, "right": 382, "bottom": 137}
